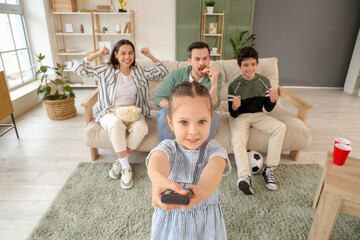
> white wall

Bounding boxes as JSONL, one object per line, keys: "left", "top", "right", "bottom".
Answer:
{"left": 23, "top": 0, "right": 55, "bottom": 67}
{"left": 126, "top": 0, "right": 175, "bottom": 61}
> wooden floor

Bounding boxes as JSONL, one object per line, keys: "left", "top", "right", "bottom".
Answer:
{"left": 0, "top": 88, "right": 359, "bottom": 240}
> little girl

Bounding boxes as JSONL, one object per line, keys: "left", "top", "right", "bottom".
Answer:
{"left": 146, "top": 81, "right": 231, "bottom": 240}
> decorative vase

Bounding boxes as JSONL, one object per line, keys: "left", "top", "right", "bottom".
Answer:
{"left": 206, "top": 6, "right": 214, "bottom": 14}
{"left": 42, "top": 97, "right": 77, "bottom": 120}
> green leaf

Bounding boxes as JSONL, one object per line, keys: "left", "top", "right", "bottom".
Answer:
{"left": 40, "top": 66, "right": 48, "bottom": 73}
{"left": 51, "top": 80, "right": 58, "bottom": 86}
{"left": 37, "top": 85, "right": 42, "bottom": 94}
{"left": 229, "top": 29, "right": 256, "bottom": 59}
{"left": 45, "top": 86, "right": 51, "bottom": 95}
{"left": 63, "top": 85, "right": 73, "bottom": 92}
{"left": 56, "top": 71, "right": 62, "bottom": 76}
{"left": 37, "top": 54, "right": 45, "bottom": 61}
{"left": 65, "top": 80, "right": 74, "bottom": 84}
{"left": 59, "top": 94, "right": 66, "bottom": 100}
{"left": 68, "top": 91, "right": 75, "bottom": 98}
{"left": 55, "top": 79, "right": 63, "bottom": 85}
{"left": 39, "top": 89, "right": 47, "bottom": 100}
{"left": 35, "top": 70, "right": 41, "bottom": 77}
{"left": 55, "top": 90, "right": 59, "bottom": 97}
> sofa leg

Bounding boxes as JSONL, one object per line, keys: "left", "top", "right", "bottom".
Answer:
{"left": 90, "top": 147, "right": 99, "bottom": 161}
{"left": 290, "top": 150, "right": 300, "bottom": 161}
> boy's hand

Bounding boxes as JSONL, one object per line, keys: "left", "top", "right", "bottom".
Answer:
{"left": 151, "top": 177, "right": 187, "bottom": 211}
{"left": 232, "top": 95, "right": 241, "bottom": 110}
{"left": 269, "top": 88, "right": 278, "bottom": 103}
{"left": 181, "top": 185, "right": 204, "bottom": 210}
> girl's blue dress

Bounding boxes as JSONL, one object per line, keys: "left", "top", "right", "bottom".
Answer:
{"left": 146, "top": 139, "right": 231, "bottom": 240}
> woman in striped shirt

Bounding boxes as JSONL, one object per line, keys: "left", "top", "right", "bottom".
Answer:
{"left": 73, "top": 39, "right": 168, "bottom": 190}
{"left": 146, "top": 81, "right": 231, "bottom": 240}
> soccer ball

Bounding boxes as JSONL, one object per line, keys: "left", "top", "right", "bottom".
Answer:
{"left": 247, "top": 150, "right": 264, "bottom": 175}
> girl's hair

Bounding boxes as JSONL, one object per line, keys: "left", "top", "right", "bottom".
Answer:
{"left": 168, "top": 81, "right": 213, "bottom": 116}
{"left": 108, "top": 39, "right": 136, "bottom": 68}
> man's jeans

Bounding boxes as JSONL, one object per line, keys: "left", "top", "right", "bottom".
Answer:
{"left": 157, "top": 107, "right": 219, "bottom": 142}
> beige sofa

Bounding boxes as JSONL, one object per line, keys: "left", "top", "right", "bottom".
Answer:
{"left": 82, "top": 58, "right": 313, "bottom": 161}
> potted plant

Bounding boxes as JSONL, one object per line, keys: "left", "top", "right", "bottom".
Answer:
{"left": 230, "top": 30, "right": 256, "bottom": 59}
{"left": 36, "top": 54, "right": 77, "bottom": 120}
{"left": 205, "top": 1, "right": 216, "bottom": 14}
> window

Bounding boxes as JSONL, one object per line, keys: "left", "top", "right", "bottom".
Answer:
{"left": 0, "top": 0, "right": 35, "bottom": 90}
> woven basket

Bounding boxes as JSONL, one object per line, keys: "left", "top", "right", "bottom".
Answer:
{"left": 42, "top": 96, "right": 77, "bottom": 120}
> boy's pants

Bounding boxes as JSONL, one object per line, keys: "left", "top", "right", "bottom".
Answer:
{"left": 99, "top": 107, "right": 148, "bottom": 153}
{"left": 229, "top": 112, "right": 286, "bottom": 178}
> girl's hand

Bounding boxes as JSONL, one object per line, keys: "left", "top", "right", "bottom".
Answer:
{"left": 181, "top": 185, "right": 204, "bottom": 210}
{"left": 151, "top": 176, "right": 187, "bottom": 211}
{"left": 97, "top": 46, "right": 110, "bottom": 56}
{"left": 141, "top": 47, "right": 152, "bottom": 58}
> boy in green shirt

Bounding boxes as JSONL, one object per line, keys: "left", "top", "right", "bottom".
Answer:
{"left": 228, "top": 47, "right": 286, "bottom": 195}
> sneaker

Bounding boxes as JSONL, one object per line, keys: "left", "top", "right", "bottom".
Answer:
{"left": 262, "top": 167, "right": 278, "bottom": 191}
{"left": 109, "top": 159, "right": 122, "bottom": 180}
{"left": 120, "top": 167, "right": 133, "bottom": 189}
{"left": 237, "top": 175, "right": 254, "bottom": 195}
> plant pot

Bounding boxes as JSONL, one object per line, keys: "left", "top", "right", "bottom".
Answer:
{"left": 206, "top": 6, "right": 214, "bottom": 14}
{"left": 42, "top": 96, "right": 77, "bottom": 120}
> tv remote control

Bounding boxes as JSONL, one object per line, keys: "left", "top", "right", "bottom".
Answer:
{"left": 161, "top": 182, "right": 192, "bottom": 205}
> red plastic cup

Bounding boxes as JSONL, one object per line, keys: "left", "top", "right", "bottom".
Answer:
{"left": 333, "top": 143, "right": 352, "bottom": 166}
{"left": 334, "top": 137, "right": 351, "bottom": 145}
{"left": 333, "top": 138, "right": 351, "bottom": 156}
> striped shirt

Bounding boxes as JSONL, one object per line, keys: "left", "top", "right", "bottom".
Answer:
{"left": 146, "top": 139, "right": 231, "bottom": 240}
{"left": 73, "top": 58, "right": 168, "bottom": 122}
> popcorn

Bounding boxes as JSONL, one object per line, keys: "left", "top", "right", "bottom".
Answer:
{"left": 115, "top": 106, "right": 141, "bottom": 123}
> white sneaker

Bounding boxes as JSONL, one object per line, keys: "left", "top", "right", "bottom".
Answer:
{"left": 109, "top": 159, "right": 122, "bottom": 180}
{"left": 120, "top": 167, "right": 133, "bottom": 189}
{"left": 237, "top": 175, "right": 254, "bottom": 195}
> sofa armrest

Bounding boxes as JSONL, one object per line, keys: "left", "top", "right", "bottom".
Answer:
{"left": 278, "top": 85, "right": 313, "bottom": 124}
{"left": 81, "top": 88, "right": 98, "bottom": 125}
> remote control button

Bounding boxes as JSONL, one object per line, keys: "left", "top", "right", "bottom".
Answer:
{"left": 181, "top": 193, "right": 188, "bottom": 196}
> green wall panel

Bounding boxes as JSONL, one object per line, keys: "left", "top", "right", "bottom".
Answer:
{"left": 176, "top": 0, "right": 255, "bottom": 61}
{"left": 224, "top": 0, "right": 255, "bottom": 59}
{"left": 176, "top": 0, "right": 202, "bottom": 61}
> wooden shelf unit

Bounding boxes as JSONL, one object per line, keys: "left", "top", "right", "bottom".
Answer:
{"left": 201, "top": 10, "right": 225, "bottom": 60}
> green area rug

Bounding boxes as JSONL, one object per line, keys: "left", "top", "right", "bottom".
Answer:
{"left": 27, "top": 163, "right": 360, "bottom": 240}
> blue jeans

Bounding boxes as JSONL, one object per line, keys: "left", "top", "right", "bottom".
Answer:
{"left": 157, "top": 107, "right": 219, "bottom": 142}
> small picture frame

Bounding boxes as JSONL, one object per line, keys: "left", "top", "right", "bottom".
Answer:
{"left": 98, "top": 41, "right": 111, "bottom": 51}
{"left": 64, "top": 61, "right": 73, "bottom": 70}
{"left": 64, "top": 23, "right": 73, "bottom": 33}
{"left": 209, "top": 22, "right": 217, "bottom": 34}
